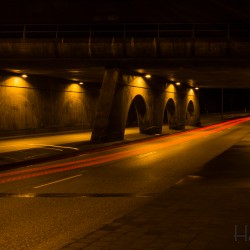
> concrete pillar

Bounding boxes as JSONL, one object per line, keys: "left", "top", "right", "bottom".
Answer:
{"left": 175, "top": 88, "right": 187, "bottom": 130}
{"left": 91, "top": 68, "right": 119, "bottom": 143}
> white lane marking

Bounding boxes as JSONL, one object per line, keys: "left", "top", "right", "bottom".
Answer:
{"left": 34, "top": 174, "right": 82, "bottom": 189}
{"left": 136, "top": 151, "right": 156, "bottom": 158}
{"left": 29, "top": 144, "right": 79, "bottom": 150}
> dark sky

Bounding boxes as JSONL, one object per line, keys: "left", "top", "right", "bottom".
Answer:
{"left": 1, "top": 0, "right": 250, "bottom": 24}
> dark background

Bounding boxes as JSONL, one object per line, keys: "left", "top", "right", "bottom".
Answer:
{"left": 1, "top": 0, "right": 250, "bottom": 24}
{"left": 199, "top": 88, "right": 250, "bottom": 114}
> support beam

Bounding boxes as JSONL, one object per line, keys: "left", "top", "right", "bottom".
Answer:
{"left": 91, "top": 68, "right": 120, "bottom": 143}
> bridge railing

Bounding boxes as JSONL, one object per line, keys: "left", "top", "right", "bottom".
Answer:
{"left": 0, "top": 23, "right": 250, "bottom": 39}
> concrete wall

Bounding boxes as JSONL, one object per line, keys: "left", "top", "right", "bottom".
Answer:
{"left": 0, "top": 75, "right": 99, "bottom": 136}
{"left": 0, "top": 70, "right": 200, "bottom": 139}
{"left": 94, "top": 72, "right": 200, "bottom": 142}
{"left": 1, "top": 38, "right": 250, "bottom": 58}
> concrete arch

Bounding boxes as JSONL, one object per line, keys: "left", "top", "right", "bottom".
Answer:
{"left": 186, "top": 100, "right": 195, "bottom": 125}
{"left": 126, "top": 94, "right": 147, "bottom": 133}
{"left": 164, "top": 98, "right": 177, "bottom": 129}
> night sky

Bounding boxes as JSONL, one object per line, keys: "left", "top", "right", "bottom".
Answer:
{"left": 1, "top": 0, "right": 250, "bottom": 24}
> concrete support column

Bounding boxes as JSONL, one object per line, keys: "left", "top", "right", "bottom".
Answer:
{"left": 91, "top": 68, "right": 119, "bottom": 143}
{"left": 176, "top": 88, "right": 187, "bottom": 130}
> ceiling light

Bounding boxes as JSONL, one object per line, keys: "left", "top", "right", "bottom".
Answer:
{"left": 79, "top": 82, "right": 83, "bottom": 85}
{"left": 195, "top": 87, "right": 199, "bottom": 90}
{"left": 145, "top": 74, "right": 151, "bottom": 78}
{"left": 176, "top": 82, "right": 181, "bottom": 86}
{"left": 21, "top": 74, "right": 28, "bottom": 78}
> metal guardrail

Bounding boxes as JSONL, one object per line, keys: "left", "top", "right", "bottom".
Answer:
{"left": 0, "top": 23, "right": 250, "bottom": 39}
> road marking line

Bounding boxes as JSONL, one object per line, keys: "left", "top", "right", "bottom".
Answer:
{"left": 136, "top": 151, "right": 156, "bottom": 158}
{"left": 33, "top": 174, "right": 82, "bottom": 189}
{"left": 29, "top": 144, "right": 79, "bottom": 150}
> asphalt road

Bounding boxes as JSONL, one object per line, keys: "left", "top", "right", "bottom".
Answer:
{"left": 0, "top": 117, "right": 249, "bottom": 250}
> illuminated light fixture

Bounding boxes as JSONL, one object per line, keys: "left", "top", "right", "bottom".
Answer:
{"left": 145, "top": 74, "right": 151, "bottom": 79}
{"left": 79, "top": 82, "right": 84, "bottom": 85}
{"left": 21, "top": 74, "right": 28, "bottom": 78}
{"left": 195, "top": 87, "right": 199, "bottom": 90}
{"left": 176, "top": 82, "right": 181, "bottom": 86}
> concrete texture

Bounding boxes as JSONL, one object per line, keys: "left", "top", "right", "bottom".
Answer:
{"left": 91, "top": 68, "right": 120, "bottom": 143}
{"left": 1, "top": 38, "right": 250, "bottom": 59}
{"left": 0, "top": 75, "right": 99, "bottom": 136}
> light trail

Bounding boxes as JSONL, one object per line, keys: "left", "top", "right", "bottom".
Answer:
{"left": 0, "top": 117, "right": 249, "bottom": 185}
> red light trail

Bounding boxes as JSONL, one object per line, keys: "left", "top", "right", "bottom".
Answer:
{"left": 0, "top": 117, "right": 249, "bottom": 185}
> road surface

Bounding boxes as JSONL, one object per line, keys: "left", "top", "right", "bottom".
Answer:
{"left": 0, "top": 117, "right": 249, "bottom": 249}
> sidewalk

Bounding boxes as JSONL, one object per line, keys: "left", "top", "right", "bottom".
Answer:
{"left": 61, "top": 122, "right": 250, "bottom": 250}
{"left": 0, "top": 112, "right": 249, "bottom": 170}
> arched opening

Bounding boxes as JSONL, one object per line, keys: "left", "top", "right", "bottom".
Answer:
{"left": 163, "top": 108, "right": 168, "bottom": 124}
{"left": 163, "top": 98, "right": 176, "bottom": 130}
{"left": 186, "top": 100, "right": 195, "bottom": 125}
{"left": 126, "top": 95, "right": 146, "bottom": 133}
{"left": 126, "top": 100, "right": 138, "bottom": 127}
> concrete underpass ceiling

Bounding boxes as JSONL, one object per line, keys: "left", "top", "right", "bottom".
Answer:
{"left": 2, "top": 63, "right": 250, "bottom": 89}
